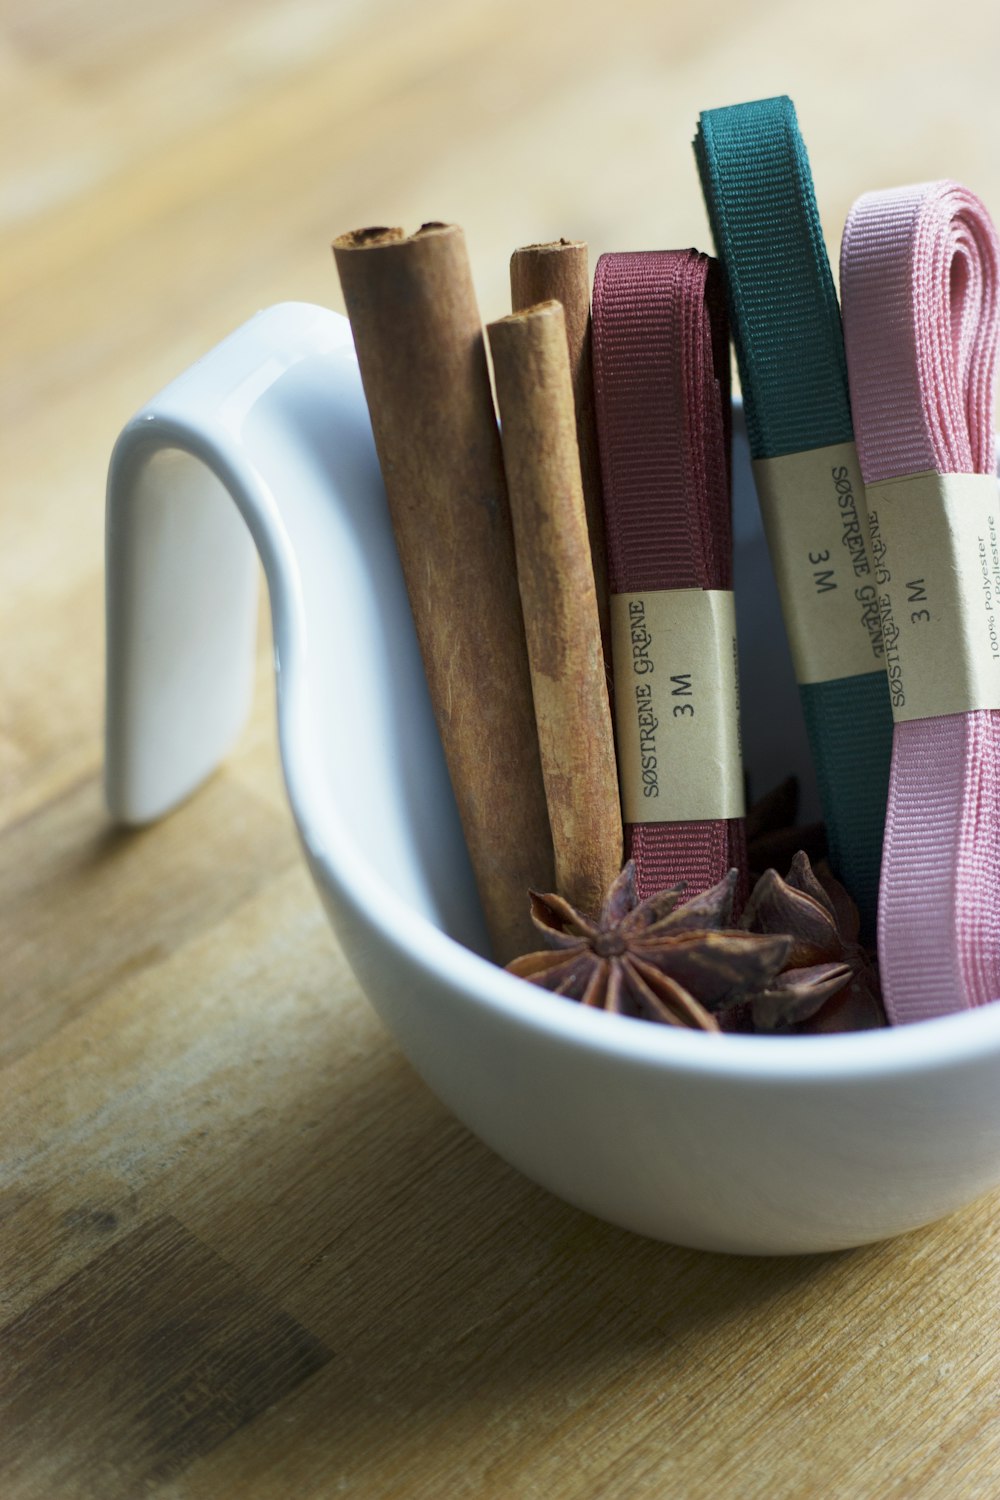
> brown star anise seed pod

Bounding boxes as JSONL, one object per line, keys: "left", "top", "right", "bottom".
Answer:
{"left": 740, "top": 850, "right": 885, "bottom": 1033}
{"left": 506, "top": 861, "right": 793, "bottom": 1031}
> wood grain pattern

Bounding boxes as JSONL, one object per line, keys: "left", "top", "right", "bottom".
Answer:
{"left": 4, "top": 1, "right": 1000, "bottom": 1495}
{"left": 0, "top": 1216, "right": 330, "bottom": 1496}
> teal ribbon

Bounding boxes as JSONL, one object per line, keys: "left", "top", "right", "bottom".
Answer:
{"left": 694, "top": 95, "right": 891, "bottom": 933}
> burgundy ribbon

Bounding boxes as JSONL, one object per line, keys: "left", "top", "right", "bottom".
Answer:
{"left": 592, "top": 249, "right": 747, "bottom": 903}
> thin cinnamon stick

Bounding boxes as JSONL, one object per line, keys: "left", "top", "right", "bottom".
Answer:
{"left": 510, "top": 241, "right": 611, "bottom": 667}
{"left": 488, "top": 301, "right": 623, "bottom": 916}
{"left": 332, "top": 223, "right": 553, "bottom": 963}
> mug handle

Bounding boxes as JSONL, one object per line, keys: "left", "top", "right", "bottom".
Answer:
{"left": 104, "top": 302, "right": 358, "bottom": 824}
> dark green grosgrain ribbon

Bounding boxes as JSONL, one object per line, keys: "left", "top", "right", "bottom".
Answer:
{"left": 694, "top": 94, "right": 892, "bottom": 934}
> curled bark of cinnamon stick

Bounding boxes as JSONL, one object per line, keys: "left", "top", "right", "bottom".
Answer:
{"left": 333, "top": 222, "right": 553, "bottom": 962}
{"left": 488, "top": 300, "right": 623, "bottom": 916}
{"left": 510, "top": 241, "right": 610, "bottom": 669}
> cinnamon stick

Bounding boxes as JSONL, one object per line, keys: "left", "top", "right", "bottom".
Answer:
{"left": 488, "top": 301, "right": 623, "bottom": 916}
{"left": 332, "top": 223, "right": 553, "bottom": 963}
{"left": 510, "top": 241, "right": 611, "bottom": 666}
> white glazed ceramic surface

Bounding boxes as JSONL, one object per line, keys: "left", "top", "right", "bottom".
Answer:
{"left": 105, "top": 302, "right": 1000, "bottom": 1255}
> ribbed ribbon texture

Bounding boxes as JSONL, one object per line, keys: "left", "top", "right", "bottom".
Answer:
{"left": 592, "top": 249, "right": 747, "bottom": 905}
{"left": 694, "top": 95, "right": 893, "bottom": 936}
{"left": 841, "top": 180, "right": 1000, "bottom": 1022}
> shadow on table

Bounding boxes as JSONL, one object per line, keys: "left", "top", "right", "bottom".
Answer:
{"left": 172, "top": 1045, "right": 909, "bottom": 1489}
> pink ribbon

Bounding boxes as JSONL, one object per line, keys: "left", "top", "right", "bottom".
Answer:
{"left": 592, "top": 250, "right": 747, "bottom": 907}
{"left": 841, "top": 181, "right": 1000, "bottom": 1022}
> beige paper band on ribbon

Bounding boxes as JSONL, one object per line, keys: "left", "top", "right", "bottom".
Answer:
{"left": 610, "top": 589, "right": 744, "bottom": 824}
{"left": 865, "top": 470, "right": 1000, "bottom": 722}
{"left": 752, "top": 441, "right": 884, "bottom": 685}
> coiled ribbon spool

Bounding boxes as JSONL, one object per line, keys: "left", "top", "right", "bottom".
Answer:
{"left": 695, "top": 95, "right": 894, "bottom": 937}
{"left": 841, "top": 180, "right": 1000, "bottom": 1021}
{"left": 592, "top": 249, "right": 747, "bottom": 905}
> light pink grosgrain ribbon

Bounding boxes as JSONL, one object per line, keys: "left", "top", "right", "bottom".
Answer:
{"left": 840, "top": 180, "right": 1000, "bottom": 1022}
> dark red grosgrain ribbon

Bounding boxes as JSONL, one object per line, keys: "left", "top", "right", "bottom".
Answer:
{"left": 592, "top": 249, "right": 747, "bottom": 904}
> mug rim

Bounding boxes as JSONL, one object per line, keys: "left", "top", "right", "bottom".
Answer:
{"left": 395, "top": 877, "right": 1000, "bottom": 1082}
{"left": 297, "top": 777, "right": 1000, "bottom": 1088}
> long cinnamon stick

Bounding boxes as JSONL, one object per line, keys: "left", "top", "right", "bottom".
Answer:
{"left": 488, "top": 301, "right": 623, "bottom": 916}
{"left": 510, "top": 241, "right": 611, "bottom": 666}
{"left": 332, "top": 223, "right": 553, "bottom": 963}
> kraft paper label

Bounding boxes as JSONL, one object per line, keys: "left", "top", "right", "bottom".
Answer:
{"left": 610, "top": 589, "right": 744, "bottom": 824}
{"left": 865, "top": 471, "right": 1000, "bottom": 722}
{"left": 752, "top": 442, "right": 885, "bottom": 685}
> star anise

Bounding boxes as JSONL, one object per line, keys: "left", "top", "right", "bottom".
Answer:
{"left": 739, "top": 850, "right": 885, "bottom": 1033}
{"left": 506, "top": 861, "right": 796, "bottom": 1032}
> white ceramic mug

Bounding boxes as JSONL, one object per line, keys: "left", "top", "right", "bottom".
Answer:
{"left": 105, "top": 302, "right": 1000, "bottom": 1255}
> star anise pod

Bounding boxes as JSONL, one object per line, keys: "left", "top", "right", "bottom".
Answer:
{"left": 506, "top": 861, "right": 795, "bottom": 1032}
{"left": 739, "top": 850, "right": 886, "bottom": 1033}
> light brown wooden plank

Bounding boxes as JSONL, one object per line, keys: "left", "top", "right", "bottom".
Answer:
{"left": 0, "top": 1215, "right": 329, "bottom": 1498}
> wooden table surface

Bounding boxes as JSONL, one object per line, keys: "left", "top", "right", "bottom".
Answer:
{"left": 5, "top": 2, "right": 1000, "bottom": 1495}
